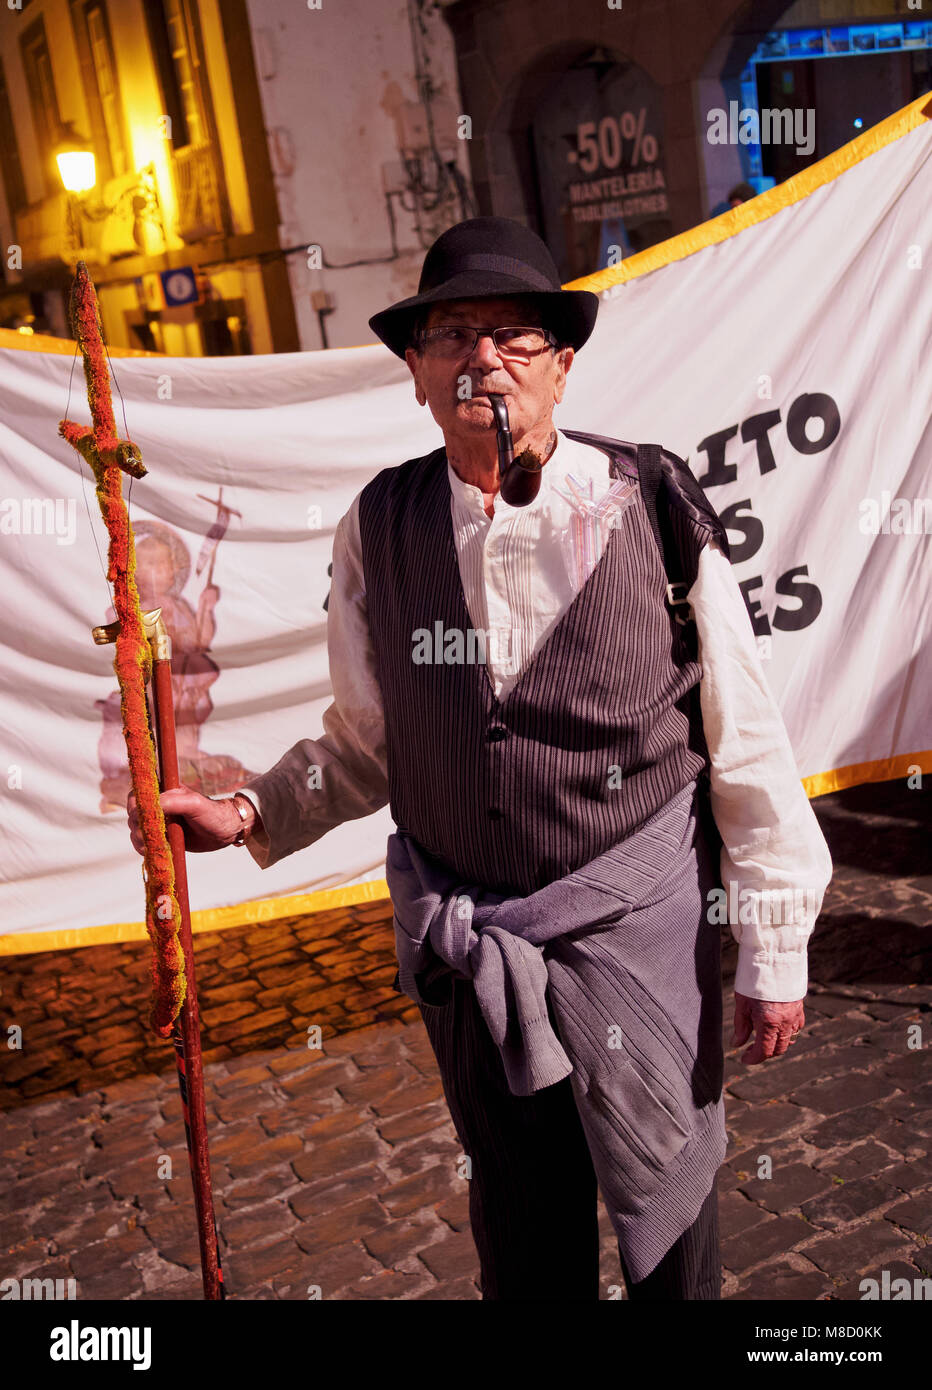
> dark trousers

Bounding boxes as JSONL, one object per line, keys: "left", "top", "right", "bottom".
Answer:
{"left": 414, "top": 967, "right": 721, "bottom": 1301}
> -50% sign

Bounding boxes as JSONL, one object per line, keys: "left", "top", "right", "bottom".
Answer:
{"left": 570, "top": 110, "right": 659, "bottom": 173}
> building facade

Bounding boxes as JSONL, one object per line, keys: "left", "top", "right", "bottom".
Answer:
{"left": 0, "top": 0, "right": 476, "bottom": 354}
{"left": 441, "top": 0, "right": 930, "bottom": 280}
{"left": 0, "top": 0, "right": 304, "bottom": 352}
{"left": 0, "top": 0, "right": 927, "bottom": 353}
{"left": 243, "top": 0, "right": 476, "bottom": 351}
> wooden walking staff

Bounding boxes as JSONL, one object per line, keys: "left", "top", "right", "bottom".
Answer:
{"left": 59, "top": 260, "right": 224, "bottom": 1300}
{"left": 144, "top": 608, "right": 225, "bottom": 1301}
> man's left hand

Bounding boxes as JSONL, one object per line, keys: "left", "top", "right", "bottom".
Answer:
{"left": 731, "top": 992, "right": 805, "bottom": 1065}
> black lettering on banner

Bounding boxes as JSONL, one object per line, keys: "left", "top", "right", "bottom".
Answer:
{"left": 693, "top": 424, "right": 739, "bottom": 488}
{"left": 738, "top": 576, "right": 772, "bottom": 636}
{"left": 692, "top": 391, "right": 838, "bottom": 638}
{"left": 772, "top": 565, "right": 823, "bottom": 631}
{"left": 740, "top": 409, "right": 782, "bottom": 475}
{"left": 785, "top": 392, "right": 840, "bottom": 455}
{"left": 719, "top": 500, "right": 764, "bottom": 564}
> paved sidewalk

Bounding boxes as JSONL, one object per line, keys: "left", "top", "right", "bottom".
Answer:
{"left": 1, "top": 778, "right": 929, "bottom": 1299}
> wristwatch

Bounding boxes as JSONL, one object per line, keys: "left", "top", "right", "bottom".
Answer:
{"left": 230, "top": 793, "right": 252, "bottom": 847}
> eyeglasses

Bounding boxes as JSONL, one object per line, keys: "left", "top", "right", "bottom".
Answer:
{"left": 417, "top": 324, "right": 559, "bottom": 360}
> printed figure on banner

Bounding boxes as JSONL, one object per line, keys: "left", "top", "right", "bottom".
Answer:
{"left": 94, "top": 492, "right": 258, "bottom": 812}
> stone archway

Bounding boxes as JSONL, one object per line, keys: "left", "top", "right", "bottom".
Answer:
{"left": 441, "top": 0, "right": 922, "bottom": 259}
{"left": 473, "top": 40, "right": 673, "bottom": 281}
{"left": 441, "top": 2, "right": 787, "bottom": 265}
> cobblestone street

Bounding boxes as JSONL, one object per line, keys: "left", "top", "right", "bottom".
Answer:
{"left": 1, "top": 778, "right": 929, "bottom": 1300}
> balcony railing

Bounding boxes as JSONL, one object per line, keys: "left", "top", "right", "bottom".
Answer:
{"left": 172, "top": 142, "right": 228, "bottom": 242}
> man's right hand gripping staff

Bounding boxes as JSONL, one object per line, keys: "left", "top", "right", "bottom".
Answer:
{"left": 126, "top": 787, "right": 258, "bottom": 854}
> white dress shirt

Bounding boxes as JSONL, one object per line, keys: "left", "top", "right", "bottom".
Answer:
{"left": 237, "top": 431, "right": 832, "bottom": 1002}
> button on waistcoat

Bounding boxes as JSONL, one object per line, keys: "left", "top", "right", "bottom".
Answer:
{"left": 358, "top": 442, "right": 716, "bottom": 896}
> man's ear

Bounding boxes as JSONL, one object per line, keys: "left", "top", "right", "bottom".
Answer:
{"left": 404, "top": 347, "right": 427, "bottom": 406}
{"left": 552, "top": 346, "right": 574, "bottom": 404}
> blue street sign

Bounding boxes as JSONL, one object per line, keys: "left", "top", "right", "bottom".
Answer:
{"left": 160, "top": 267, "right": 199, "bottom": 306}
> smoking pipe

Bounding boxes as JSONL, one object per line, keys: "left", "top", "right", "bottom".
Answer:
{"left": 488, "top": 393, "right": 543, "bottom": 507}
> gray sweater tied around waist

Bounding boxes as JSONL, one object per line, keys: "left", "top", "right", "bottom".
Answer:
{"left": 386, "top": 778, "right": 729, "bottom": 1283}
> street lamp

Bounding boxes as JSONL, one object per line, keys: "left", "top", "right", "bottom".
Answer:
{"left": 54, "top": 126, "right": 165, "bottom": 257}
{"left": 56, "top": 137, "right": 96, "bottom": 195}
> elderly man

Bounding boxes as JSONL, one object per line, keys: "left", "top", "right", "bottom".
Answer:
{"left": 128, "top": 217, "right": 832, "bottom": 1302}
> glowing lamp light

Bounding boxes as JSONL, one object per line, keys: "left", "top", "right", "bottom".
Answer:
{"left": 853, "top": 117, "right": 864, "bottom": 130}
{"left": 56, "top": 148, "right": 96, "bottom": 194}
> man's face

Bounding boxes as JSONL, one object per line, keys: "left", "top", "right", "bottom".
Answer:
{"left": 403, "top": 296, "right": 574, "bottom": 444}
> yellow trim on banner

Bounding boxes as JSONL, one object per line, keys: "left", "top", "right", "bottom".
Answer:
{"left": 802, "top": 750, "right": 931, "bottom": 799}
{"left": 564, "top": 92, "right": 932, "bottom": 294}
{"left": 0, "top": 327, "right": 162, "bottom": 356}
{"left": 3, "top": 751, "right": 928, "bottom": 956}
{"left": 0, "top": 326, "right": 367, "bottom": 356}
{"left": 0, "top": 877, "right": 392, "bottom": 957}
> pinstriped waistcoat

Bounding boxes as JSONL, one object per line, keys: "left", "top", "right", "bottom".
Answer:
{"left": 357, "top": 435, "right": 723, "bottom": 897}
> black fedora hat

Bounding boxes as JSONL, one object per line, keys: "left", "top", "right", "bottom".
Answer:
{"left": 368, "top": 216, "right": 600, "bottom": 359}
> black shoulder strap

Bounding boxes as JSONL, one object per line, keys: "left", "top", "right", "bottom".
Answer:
{"left": 638, "top": 444, "right": 718, "bottom": 822}
{"left": 637, "top": 442, "right": 688, "bottom": 604}
{"left": 636, "top": 443, "right": 665, "bottom": 563}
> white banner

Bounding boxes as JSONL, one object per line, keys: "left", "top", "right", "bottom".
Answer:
{"left": 1, "top": 97, "right": 929, "bottom": 949}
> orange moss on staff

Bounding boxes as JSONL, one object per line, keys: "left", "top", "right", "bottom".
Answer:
{"left": 59, "top": 262, "right": 185, "bottom": 1036}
